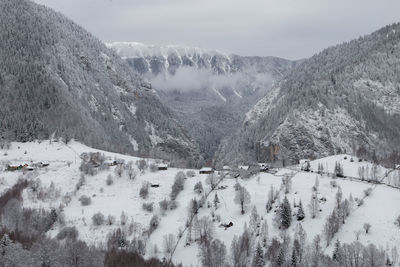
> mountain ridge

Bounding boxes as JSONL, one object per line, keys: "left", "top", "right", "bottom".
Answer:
{"left": 216, "top": 22, "right": 400, "bottom": 166}
{"left": 0, "top": 0, "right": 200, "bottom": 166}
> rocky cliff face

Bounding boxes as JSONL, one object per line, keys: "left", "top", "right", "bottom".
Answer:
{"left": 109, "top": 42, "right": 296, "bottom": 160}
{"left": 216, "top": 23, "right": 400, "bottom": 165}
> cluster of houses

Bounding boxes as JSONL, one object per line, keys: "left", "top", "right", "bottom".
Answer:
{"left": 198, "top": 162, "right": 273, "bottom": 175}
{"left": 6, "top": 161, "right": 49, "bottom": 172}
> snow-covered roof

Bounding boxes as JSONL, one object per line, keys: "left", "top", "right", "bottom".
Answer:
{"left": 200, "top": 167, "right": 213, "bottom": 172}
{"left": 239, "top": 165, "right": 249, "bottom": 170}
{"left": 157, "top": 163, "right": 168, "bottom": 168}
{"left": 222, "top": 165, "right": 231, "bottom": 170}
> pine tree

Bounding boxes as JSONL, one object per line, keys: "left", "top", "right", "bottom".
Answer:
{"left": 280, "top": 196, "right": 292, "bottom": 229}
{"left": 332, "top": 239, "right": 342, "bottom": 262}
{"left": 276, "top": 247, "right": 285, "bottom": 266}
{"left": 297, "top": 200, "right": 305, "bottom": 221}
{"left": 252, "top": 242, "right": 265, "bottom": 267}
{"left": 291, "top": 245, "right": 297, "bottom": 266}
{"left": 213, "top": 193, "right": 220, "bottom": 209}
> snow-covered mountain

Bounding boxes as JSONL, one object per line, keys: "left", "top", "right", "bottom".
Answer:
{"left": 108, "top": 42, "right": 297, "bottom": 160}
{"left": 0, "top": 0, "right": 200, "bottom": 165}
{"left": 216, "top": 23, "right": 400, "bottom": 166}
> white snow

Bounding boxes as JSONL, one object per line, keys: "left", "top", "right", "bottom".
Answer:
{"left": 1, "top": 141, "right": 399, "bottom": 266}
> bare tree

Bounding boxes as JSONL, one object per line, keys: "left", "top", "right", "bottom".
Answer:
{"left": 234, "top": 186, "right": 251, "bottom": 214}
{"left": 163, "top": 233, "right": 176, "bottom": 257}
{"left": 194, "top": 216, "right": 214, "bottom": 244}
{"left": 363, "top": 223, "right": 371, "bottom": 234}
{"left": 205, "top": 173, "right": 220, "bottom": 190}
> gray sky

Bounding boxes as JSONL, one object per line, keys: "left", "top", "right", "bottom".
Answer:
{"left": 33, "top": 0, "right": 400, "bottom": 60}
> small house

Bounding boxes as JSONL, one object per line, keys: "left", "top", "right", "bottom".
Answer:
{"left": 6, "top": 164, "right": 20, "bottom": 171}
{"left": 238, "top": 165, "right": 249, "bottom": 171}
{"left": 104, "top": 160, "right": 117, "bottom": 167}
{"left": 258, "top": 163, "right": 270, "bottom": 172}
{"left": 199, "top": 167, "right": 214, "bottom": 174}
{"left": 41, "top": 161, "right": 50, "bottom": 167}
{"left": 25, "top": 166, "right": 35, "bottom": 171}
{"left": 157, "top": 163, "right": 168, "bottom": 171}
{"left": 222, "top": 165, "right": 231, "bottom": 172}
{"left": 395, "top": 164, "right": 400, "bottom": 170}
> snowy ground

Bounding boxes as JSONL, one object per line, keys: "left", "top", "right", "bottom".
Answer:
{"left": 1, "top": 141, "right": 399, "bottom": 266}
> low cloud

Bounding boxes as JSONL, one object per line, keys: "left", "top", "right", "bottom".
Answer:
{"left": 150, "top": 66, "right": 273, "bottom": 94}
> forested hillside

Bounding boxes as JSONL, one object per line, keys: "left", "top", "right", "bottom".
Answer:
{"left": 0, "top": 0, "right": 200, "bottom": 166}
{"left": 216, "top": 23, "right": 400, "bottom": 166}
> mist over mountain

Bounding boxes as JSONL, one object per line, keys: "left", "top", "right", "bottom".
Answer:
{"left": 216, "top": 23, "right": 400, "bottom": 166}
{"left": 109, "top": 42, "right": 297, "bottom": 160}
{"left": 0, "top": 0, "right": 200, "bottom": 165}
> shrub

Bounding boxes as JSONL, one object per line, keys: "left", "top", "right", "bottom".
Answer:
{"left": 357, "top": 199, "right": 364, "bottom": 207}
{"left": 186, "top": 170, "right": 196, "bottom": 177}
{"left": 159, "top": 199, "right": 169, "bottom": 215}
{"left": 149, "top": 163, "right": 158, "bottom": 172}
{"left": 193, "top": 181, "right": 203, "bottom": 194}
{"left": 76, "top": 174, "right": 86, "bottom": 190}
{"left": 395, "top": 215, "right": 400, "bottom": 227}
{"left": 169, "top": 200, "right": 178, "bottom": 210}
{"left": 92, "top": 212, "right": 105, "bottom": 225}
{"left": 106, "top": 174, "right": 113, "bottom": 186}
{"left": 136, "top": 160, "right": 147, "bottom": 173}
{"left": 120, "top": 212, "right": 127, "bottom": 226}
{"left": 79, "top": 195, "right": 91, "bottom": 206}
{"left": 149, "top": 215, "right": 160, "bottom": 234}
{"left": 170, "top": 172, "right": 185, "bottom": 200}
{"left": 142, "top": 202, "right": 154, "bottom": 212}
{"left": 107, "top": 215, "right": 116, "bottom": 225}
{"left": 139, "top": 182, "right": 150, "bottom": 199}
{"left": 364, "top": 188, "right": 372, "bottom": 197}
{"left": 330, "top": 180, "right": 338, "bottom": 188}
{"left": 79, "top": 162, "right": 96, "bottom": 176}
{"left": 56, "top": 226, "right": 78, "bottom": 241}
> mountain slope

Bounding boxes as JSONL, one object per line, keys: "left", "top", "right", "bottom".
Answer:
{"left": 108, "top": 42, "right": 296, "bottom": 160}
{"left": 0, "top": 0, "right": 199, "bottom": 164}
{"left": 216, "top": 23, "right": 400, "bottom": 165}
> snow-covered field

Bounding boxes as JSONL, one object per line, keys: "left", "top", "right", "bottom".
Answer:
{"left": 1, "top": 140, "right": 400, "bottom": 266}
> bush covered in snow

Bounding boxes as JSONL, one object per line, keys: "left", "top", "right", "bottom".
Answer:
{"left": 170, "top": 172, "right": 185, "bottom": 200}
{"left": 56, "top": 226, "right": 78, "bottom": 241}
{"left": 149, "top": 215, "right": 160, "bottom": 234}
{"left": 79, "top": 195, "right": 91, "bottom": 206}
{"left": 92, "top": 212, "right": 105, "bottom": 226}
{"left": 139, "top": 182, "right": 150, "bottom": 199}
{"left": 186, "top": 170, "right": 196, "bottom": 177}
{"left": 106, "top": 174, "right": 113, "bottom": 186}
{"left": 149, "top": 163, "right": 158, "bottom": 172}
{"left": 142, "top": 202, "right": 154, "bottom": 212}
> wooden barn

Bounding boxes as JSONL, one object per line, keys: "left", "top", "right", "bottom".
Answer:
{"left": 157, "top": 163, "right": 168, "bottom": 171}
{"left": 199, "top": 167, "right": 214, "bottom": 174}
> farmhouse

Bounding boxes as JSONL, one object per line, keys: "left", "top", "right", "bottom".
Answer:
{"left": 222, "top": 165, "right": 231, "bottom": 172}
{"left": 199, "top": 167, "right": 214, "bottom": 174}
{"left": 157, "top": 163, "right": 168, "bottom": 171}
{"left": 258, "top": 163, "right": 270, "bottom": 172}
{"left": 104, "top": 160, "right": 117, "bottom": 167}
{"left": 238, "top": 165, "right": 249, "bottom": 171}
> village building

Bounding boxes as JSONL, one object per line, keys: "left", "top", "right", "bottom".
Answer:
{"left": 258, "top": 163, "right": 270, "bottom": 172}
{"left": 157, "top": 163, "right": 168, "bottom": 171}
{"left": 222, "top": 165, "right": 231, "bottom": 172}
{"left": 199, "top": 167, "right": 214, "bottom": 174}
{"left": 238, "top": 165, "right": 250, "bottom": 171}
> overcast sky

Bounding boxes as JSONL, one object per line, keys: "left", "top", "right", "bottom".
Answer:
{"left": 33, "top": 0, "right": 400, "bottom": 60}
